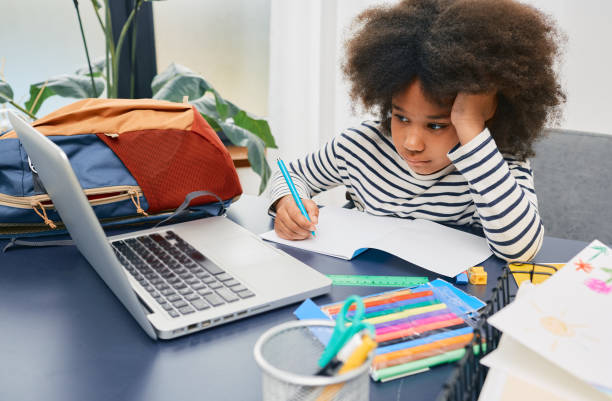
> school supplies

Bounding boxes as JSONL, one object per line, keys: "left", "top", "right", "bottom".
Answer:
{"left": 326, "top": 274, "right": 429, "bottom": 287}
{"left": 262, "top": 206, "right": 492, "bottom": 277}
{"left": 468, "top": 266, "right": 487, "bottom": 285}
{"left": 373, "top": 344, "right": 486, "bottom": 382}
{"left": 487, "top": 240, "right": 612, "bottom": 392}
{"left": 295, "top": 279, "right": 487, "bottom": 382}
{"left": 318, "top": 295, "right": 375, "bottom": 368}
{"left": 455, "top": 271, "right": 469, "bottom": 285}
{"left": 316, "top": 334, "right": 378, "bottom": 401}
{"left": 508, "top": 262, "right": 565, "bottom": 286}
{"left": 253, "top": 320, "right": 373, "bottom": 401}
{"left": 276, "top": 157, "right": 315, "bottom": 236}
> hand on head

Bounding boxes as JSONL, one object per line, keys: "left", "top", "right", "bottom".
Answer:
{"left": 450, "top": 91, "right": 498, "bottom": 145}
{"left": 273, "top": 195, "right": 319, "bottom": 240}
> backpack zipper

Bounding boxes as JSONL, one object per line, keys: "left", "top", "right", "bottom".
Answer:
{"left": 0, "top": 185, "right": 146, "bottom": 229}
{"left": 0, "top": 185, "right": 143, "bottom": 209}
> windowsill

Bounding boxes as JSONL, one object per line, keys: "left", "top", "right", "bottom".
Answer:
{"left": 227, "top": 145, "right": 250, "bottom": 168}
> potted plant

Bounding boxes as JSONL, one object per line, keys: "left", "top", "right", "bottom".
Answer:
{"left": 0, "top": 0, "right": 276, "bottom": 194}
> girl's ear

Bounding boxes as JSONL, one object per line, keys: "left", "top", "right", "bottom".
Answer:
{"left": 485, "top": 92, "right": 498, "bottom": 122}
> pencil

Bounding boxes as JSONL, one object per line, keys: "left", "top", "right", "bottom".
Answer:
{"left": 277, "top": 158, "right": 315, "bottom": 236}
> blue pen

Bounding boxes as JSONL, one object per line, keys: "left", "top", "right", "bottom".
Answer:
{"left": 276, "top": 158, "right": 315, "bottom": 236}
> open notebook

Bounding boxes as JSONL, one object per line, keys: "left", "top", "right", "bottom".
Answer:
{"left": 261, "top": 206, "right": 492, "bottom": 277}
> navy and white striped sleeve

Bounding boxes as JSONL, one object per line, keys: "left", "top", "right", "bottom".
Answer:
{"left": 447, "top": 129, "right": 544, "bottom": 261}
{"left": 267, "top": 137, "right": 345, "bottom": 215}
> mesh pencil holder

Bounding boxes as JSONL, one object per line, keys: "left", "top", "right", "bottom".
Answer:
{"left": 253, "top": 319, "right": 373, "bottom": 401}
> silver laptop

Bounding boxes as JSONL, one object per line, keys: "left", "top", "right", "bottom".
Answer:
{"left": 8, "top": 111, "right": 331, "bottom": 340}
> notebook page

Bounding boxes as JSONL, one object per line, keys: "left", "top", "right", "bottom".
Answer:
{"left": 260, "top": 206, "right": 395, "bottom": 259}
{"left": 366, "top": 219, "right": 492, "bottom": 277}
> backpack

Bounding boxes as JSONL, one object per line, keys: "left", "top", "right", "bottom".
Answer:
{"left": 0, "top": 98, "right": 242, "bottom": 239}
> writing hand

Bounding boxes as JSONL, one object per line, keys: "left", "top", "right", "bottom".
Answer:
{"left": 273, "top": 195, "right": 319, "bottom": 240}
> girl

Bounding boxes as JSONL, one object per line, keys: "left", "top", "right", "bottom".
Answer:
{"left": 269, "top": 0, "right": 565, "bottom": 261}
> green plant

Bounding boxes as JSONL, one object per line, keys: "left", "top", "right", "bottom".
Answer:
{"left": 0, "top": 0, "right": 276, "bottom": 194}
{"left": 151, "top": 63, "right": 275, "bottom": 193}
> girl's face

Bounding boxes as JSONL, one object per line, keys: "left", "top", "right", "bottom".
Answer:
{"left": 390, "top": 80, "right": 459, "bottom": 175}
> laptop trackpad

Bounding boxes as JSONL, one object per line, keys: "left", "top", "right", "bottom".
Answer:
{"left": 174, "top": 217, "right": 295, "bottom": 277}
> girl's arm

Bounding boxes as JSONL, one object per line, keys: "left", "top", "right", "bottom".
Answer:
{"left": 448, "top": 130, "right": 544, "bottom": 261}
{"left": 268, "top": 137, "right": 345, "bottom": 215}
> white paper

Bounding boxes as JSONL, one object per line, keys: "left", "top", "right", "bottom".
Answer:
{"left": 487, "top": 240, "right": 612, "bottom": 391}
{"left": 480, "top": 371, "right": 580, "bottom": 401}
{"left": 479, "top": 282, "right": 610, "bottom": 401}
{"left": 477, "top": 367, "right": 508, "bottom": 401}
{"left": 480, "top": 335, "right": 610, "bottom": 401}
{"left": 260, "top": 206, "right": 492, "bottom": 276}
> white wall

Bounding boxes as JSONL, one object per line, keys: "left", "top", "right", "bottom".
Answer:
{"left": 153, "top": 0, "right": 271, "bottom": 195}
{"left": 521, "top": 0, "right": 612, "bottom": 135}
{"left": 0, "top": 1, "right": 270, "bottom": 120}
{"left": 153, "top": 0, "right": 270, "bottom": 117}
{"left": 0, "top": 1, "right": 105, "bottom": 119}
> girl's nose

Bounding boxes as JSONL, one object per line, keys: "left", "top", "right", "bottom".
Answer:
{"left": 403, "top": 128, "right": 425, "bottom": 152}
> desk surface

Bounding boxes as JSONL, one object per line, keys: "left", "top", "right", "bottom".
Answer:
{"left": 0, "top": 195, "right": 588, "bottom": 401}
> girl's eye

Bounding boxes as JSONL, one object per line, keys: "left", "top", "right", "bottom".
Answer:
{"left": 428, "top": 123, "right": 448, "bottom": 130}
{"left": 393, "top": 114, "right": 409, "bottom": 123}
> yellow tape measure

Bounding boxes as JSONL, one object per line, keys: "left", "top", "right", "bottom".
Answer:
{"left": 326, "top": 274, "right": 429, "bottom": 287}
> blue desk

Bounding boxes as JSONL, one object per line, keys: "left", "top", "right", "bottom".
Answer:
{"left": 0, "top": 195, "right": 587, "bottom": 401}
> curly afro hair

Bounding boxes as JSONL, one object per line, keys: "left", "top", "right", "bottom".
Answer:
{"left": 342, "top": 0, "right": 566, "bottom": 159}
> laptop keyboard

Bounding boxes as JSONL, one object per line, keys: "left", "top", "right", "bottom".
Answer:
{"left": 111, "top": 230, "right": 255, "bottom": 318}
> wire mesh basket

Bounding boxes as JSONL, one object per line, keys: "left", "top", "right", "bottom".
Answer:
{"left": 254, "top": 319, "right": 373, "bottom": 401}
{"left": 436, "top": 265, "right": 516, "bottom": 401}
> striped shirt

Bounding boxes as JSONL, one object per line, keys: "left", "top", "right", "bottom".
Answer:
{"left": 269, "top": 121, "right": 544, "bottom": 261}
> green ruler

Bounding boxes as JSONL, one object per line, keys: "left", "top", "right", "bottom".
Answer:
{"left": 326, "top": 274, "right": 429, "bottom": 287}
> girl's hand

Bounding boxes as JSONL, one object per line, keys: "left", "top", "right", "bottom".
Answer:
{"left": 451, "top": 91, "right": 497, "bottom": 145}
{"left": 273, "top": 195, "right": 319, "bottom": 240}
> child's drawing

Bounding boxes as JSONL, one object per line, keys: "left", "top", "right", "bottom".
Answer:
{"left": 588, "top": 245, "right": 609, "bottom": 261}
{"left": 574, "top": 259, "right": 593, "bottom": 273}
{"left": 585, "top": 278, "right": 612, "bottom": 295}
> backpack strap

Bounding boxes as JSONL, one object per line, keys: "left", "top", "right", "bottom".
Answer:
{"left": 3, "top": 190, "right": 226, "bottom": 252}
{"left": 154, "top": 190, "right": 226, "bottom": 228}
{"left": 3, "top": 237, "right": 74, "bottom": 252}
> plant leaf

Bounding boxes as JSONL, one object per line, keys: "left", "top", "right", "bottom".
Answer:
{"left": 212, "top": 89, "right": 229, "bottom": 120}
{"left": 219, "top": 121, "right": 271, "bottom": 194}
{"left": 24, "top": 86, "right": 56, "bottom": 115}
{"left": 0, "top": 80, "right": 14, "bottom": 103}
{"left": 225, "top": 99, "right": 241, "bottom": 119}
{"left": 201, "top": 113, "right": 222, "bottom": 132}
{"left": 75, "top": 58, "right": 106, "bottom": 77}
{"left": 218, "top": 121, "right": 251, "bottom": 147}
{"left": 250, "top": 140, "right": 272, "bottom": 194}
{"left": 90, "top": 0, "right": 102, "bottom": 9}
{"left": 152, "top": 74, "right": 212, "bottom": 103}
{"left": 233, "top": 110, "right": 277, "bottom": 148}
{"left": 24, "top": 74, "right": 105, "bottom": 116}
{"left": 152, "top": 63, "right": 201, "bottom": 95}
{"left": 190, "top": 95, "right": 220, "bottom": 120}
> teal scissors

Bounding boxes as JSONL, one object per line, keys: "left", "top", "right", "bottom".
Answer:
{"left": 318, "top": 295, "right": 375, "bottom": 368}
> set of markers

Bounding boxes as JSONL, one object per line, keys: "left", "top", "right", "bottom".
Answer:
{"left": 295, "top": 279, "right": 486, "bottom": 382}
